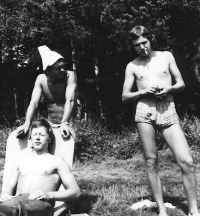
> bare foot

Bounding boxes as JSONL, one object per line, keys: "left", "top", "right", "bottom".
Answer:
{"left": 159, "top": 209, "right": 168, "bottom": 216}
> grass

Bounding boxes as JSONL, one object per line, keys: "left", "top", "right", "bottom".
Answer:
{"left": 68, "top": 150, "right": 200, "bottom": 216}
{"left": 1, "top": 115, "right": 200, "bottom": 215}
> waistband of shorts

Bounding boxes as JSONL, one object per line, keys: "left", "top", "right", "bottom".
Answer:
{"left": 138, "top": 95, "right": 174, "bottom": 103}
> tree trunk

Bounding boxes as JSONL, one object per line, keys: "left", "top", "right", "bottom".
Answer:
{"left": 94, "top": 58, "right": 104, "bottom": 119}
{"left": 14, "top": 87, "right": 20, "bottom": 119}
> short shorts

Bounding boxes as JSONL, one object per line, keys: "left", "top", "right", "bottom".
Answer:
{"left": 135, "top": 98, "right": 180, "bottom": 128}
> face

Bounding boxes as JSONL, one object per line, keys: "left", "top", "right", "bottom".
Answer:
{"left": 31, "top": 127, "right": 51, "bottom": 152}
{"left": 49, "top": 59, "right": 67, "bottom": 79}
{"left": 133, "top": 36, "right": 151, "bottom": 56}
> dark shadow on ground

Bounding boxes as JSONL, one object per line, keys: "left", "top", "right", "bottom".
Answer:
{"left": 164, "top": 196, "right": 188, "bottom": 215}
{"left": 70, "top": 193, "right": 98, "bottom": 214}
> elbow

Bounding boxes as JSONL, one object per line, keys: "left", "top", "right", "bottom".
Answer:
{"left": 179, "top": 82, "right": 185, "bottom": 91}
{"left": 76, "top": 189, "right": 81, "bottom": 199}
{"left": 122, "top": 94, "right": 128, "bottom": 104}
{"left": 182, "top": 83, "right": 185, "bottom": 91}
{"left": 73, "top": 188, "right": 81, "bottom": 200}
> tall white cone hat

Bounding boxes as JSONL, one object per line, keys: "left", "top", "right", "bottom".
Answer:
{"left": 38, "top": 45, "right": 64, "bottom": 71}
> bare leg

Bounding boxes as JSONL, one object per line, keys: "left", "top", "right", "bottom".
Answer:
{"left": 137, "top": 123, "right": 168, "bottom": 216}
{"left": 161, "top": 124, "right": 200, "bottom": 215}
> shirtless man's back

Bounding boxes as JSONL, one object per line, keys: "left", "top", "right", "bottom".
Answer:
{"left": 122, "top": 25, "right": 200, "bottom": 216}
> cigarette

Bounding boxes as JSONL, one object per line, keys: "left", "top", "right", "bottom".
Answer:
{"left": 144, "top": 50, "right": 148, "bottom": 55}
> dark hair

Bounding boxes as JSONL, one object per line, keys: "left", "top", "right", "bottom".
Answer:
{"left": 129, "top": 25, "right": 152, "bottom": 41}
{"left": 128, "top": 25, "right": 156, "bottom": 54}
{"left": 29, "top": 118, "right": 54, "bottom": 141}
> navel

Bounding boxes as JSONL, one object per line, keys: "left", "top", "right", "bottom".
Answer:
{"left": 164, "top": 71, "right": 166, "bottom": 73}
{"left": 140, "top": 76, "right": 143, "bottom": 79}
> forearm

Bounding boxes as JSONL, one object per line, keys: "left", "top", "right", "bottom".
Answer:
{"left": 46, "top": 188, "right": 80, "bottom": 202}
{"left": 24, "top": 103, "right": 38, "bottom": 126}
{"left": 167, "top": 81, "right": 185, "bottom": 94}
{"left": 122, "top": 90, "right": 145, "bottom": 104}
{"left": 2, "top": 186, "right": 14, "bottom": 196}
{"left": 61, "top": 100, "right": 75, "bottom": 123}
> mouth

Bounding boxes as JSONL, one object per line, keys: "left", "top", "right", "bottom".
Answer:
{"left": 142, "top": 50, "right": 148, "bottom": 55}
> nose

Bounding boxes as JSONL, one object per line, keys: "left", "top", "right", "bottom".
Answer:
{"left": 36, "top": 134, "right": 40, "bottom": 140}
{"left": 140, "top": 43, "right": 145, "bottom": 49}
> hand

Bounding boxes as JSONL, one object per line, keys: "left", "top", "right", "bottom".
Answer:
{"left": 141, "top": 86, "right": 157, "bottom": 96}
{"left": 16, "top": 123, "right": 29, "bottom": 138}
{"left": 0, "top": 194, "right": 16, "bottom": 201}
{"left": 28, "top": 190, "right": 50, "bottom": 201}
{"left": 60, "top": 122, "right": 70, "bottom": 138}
{"left": 154, "top": 86, "right": 170, "bottom": 99}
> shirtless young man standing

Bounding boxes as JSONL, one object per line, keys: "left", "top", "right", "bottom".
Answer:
{"left": 122, "top": 26, "right": 200, "bottom": 216}
{"left": 0, "top": 119, "right": 80, "bottom": 216}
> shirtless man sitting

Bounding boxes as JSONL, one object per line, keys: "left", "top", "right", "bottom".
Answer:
{"left": 122, "top": 25, "right": 200, "bottom": 216}
{"left": 0, "top": 119, "right": 80, "bottom": 216}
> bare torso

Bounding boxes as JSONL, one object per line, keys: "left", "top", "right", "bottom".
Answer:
{"left": 15, "top": 153, "right": 60, "bottom": 195}
{"left": 39, "top": 71, "right": 73, "bottom": 123}
{"left": 133, "top": 51, "right": 173, "bottom": 101}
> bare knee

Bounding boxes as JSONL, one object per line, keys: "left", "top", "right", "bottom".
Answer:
{"left": 145, "top": 157, "right": 158, "bottom": 173}
{"left": 178, "top": 157, "right": 195, "bottom": 173}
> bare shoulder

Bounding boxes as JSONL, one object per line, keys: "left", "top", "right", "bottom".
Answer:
{"left": 67, "top": 70, "right": 76, "bottom": 81}
{"left": 15, "top": 155, "right": 31, "bottom": 166}
{"left": 52, "top": 155, "right": 71, "bottom": 170}
{"left": 36, "top": 73, "right": 46, "bottom": 83}
{"left": 126, "top": 60, "right": 138, "bottom": 74}
{"left": 158, "top": 51, "right": 174, "bottom": 59}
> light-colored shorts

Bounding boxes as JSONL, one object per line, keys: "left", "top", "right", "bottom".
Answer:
{"left": 135, "top": 98, "right": 180, "bottom": 128}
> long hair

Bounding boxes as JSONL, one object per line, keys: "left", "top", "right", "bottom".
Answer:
{"left": 128, "top": 25, "right": 156, "bottom": 54}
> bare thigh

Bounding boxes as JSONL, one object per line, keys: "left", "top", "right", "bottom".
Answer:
{"left": 137, "top": 123, "right": 157, "bottom": 159}
{"left": 161, "top": 124, "right": 191, "bottom": 163}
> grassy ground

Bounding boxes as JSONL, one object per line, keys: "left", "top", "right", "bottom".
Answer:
{"left": 70, "top": 150, "right": 200, "bottom": 216}
{"left": 1, "top": 116, "right": 200, "bottom": 215}
{"left": 1, "top": 149, "right": 198, "bottom": 215}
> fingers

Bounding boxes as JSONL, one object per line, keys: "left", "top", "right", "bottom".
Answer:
{"left": 0, "top": 195, "right": 16, "bottom": 201}
{"left": 16, "top": 130, "right": 25, "bottom": 138}
{"left": 16, "top": 125, "right": 29, "bottom": 138}
{"left": 60, "top": 125, "right": 70, "bottom": 138}
{"left": 28, "top": 190, "right": 47, "bottom": 200}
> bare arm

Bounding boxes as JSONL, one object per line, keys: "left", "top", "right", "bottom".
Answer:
{"left": 1, "top": 159, "right": 20, "bottom": 198}
{"left": 28, "top": 156, "right": 80, "bottom": 202}
{"left": 122, "top": 62, "right": 157, "bottom": 104}
{"left": 47, "top": 157, "right": 80, "bottom": 201}
{"left": 60, "top": 71, "right": 77, "bottom": 138}
{"left": 155, "top": 52, "right": 185, "bottom": 97}
{"left": 16, "top": 75, "right": 43, "bottom": 137}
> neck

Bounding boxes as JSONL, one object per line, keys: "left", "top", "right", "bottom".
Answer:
{"left": 33, "top": 149, "right": 49, "bottom": 156}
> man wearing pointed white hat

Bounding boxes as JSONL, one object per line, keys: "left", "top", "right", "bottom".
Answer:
{"left": 2, "top": 45, "right": 77, "bottom": 216}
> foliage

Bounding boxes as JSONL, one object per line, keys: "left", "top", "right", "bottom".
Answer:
{"left": 75, "top": 113, "right": 200, "bottom": 161}
{"left": 0, "top": 0, "right": 200, "bottom": 125}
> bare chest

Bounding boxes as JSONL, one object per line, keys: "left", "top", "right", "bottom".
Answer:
{"left": 135, "top": 57, "right": 170, "bottom": 80}
{"left": 42, "top": 79, "right": 67, "bottom": 105}
{"left": 19, "top": 159, "right": 56, "bottom": 176}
